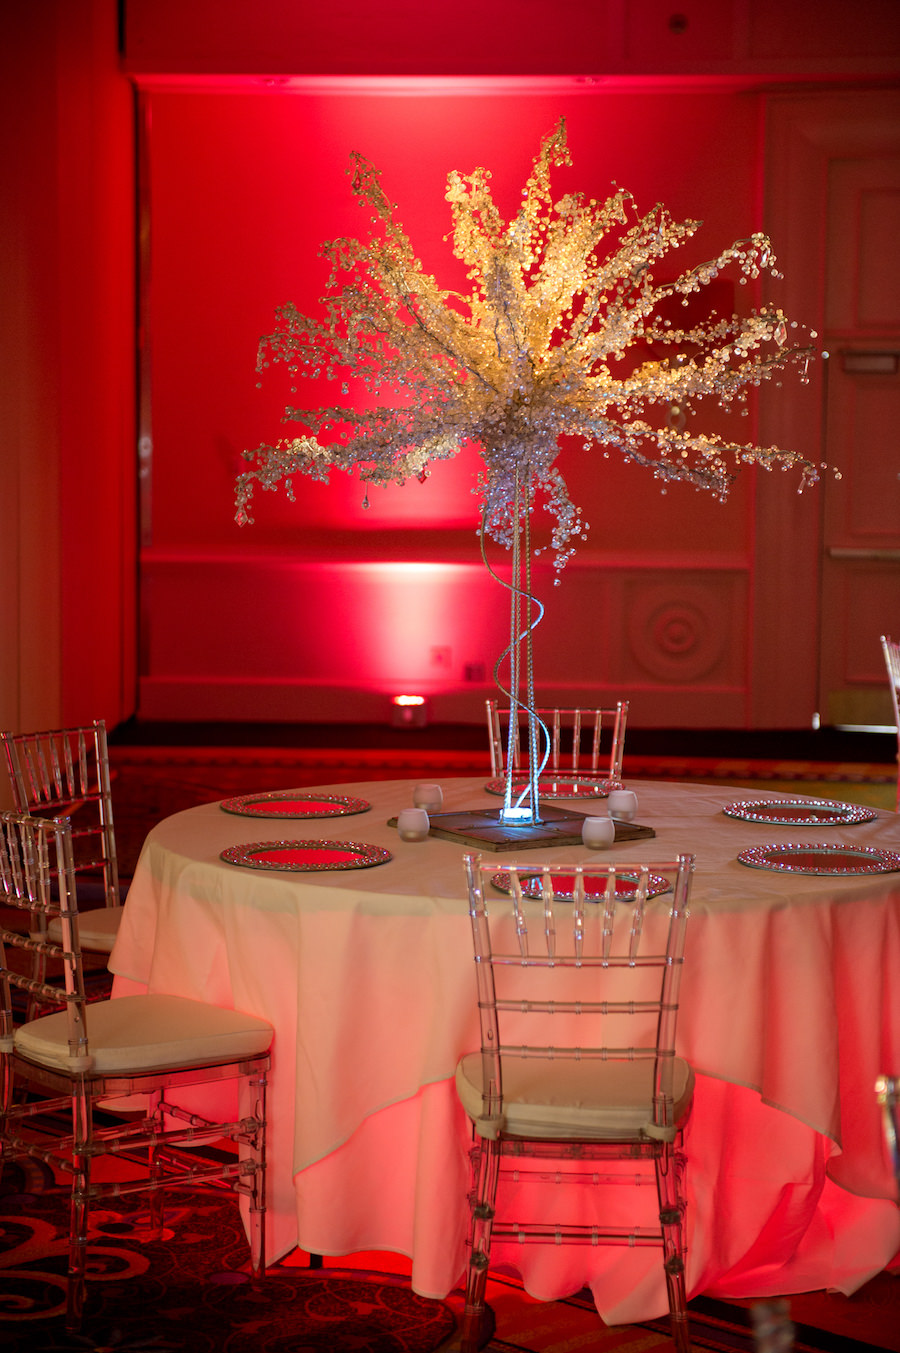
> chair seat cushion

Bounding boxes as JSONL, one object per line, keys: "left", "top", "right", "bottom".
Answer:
{"left": 14, "top": 994, "right": 273, "bottom": 1075}
{"left": 455, "top": 1053, "right": 694, "bottom": 1141}
{"left": 48, "top": 906, "right": 121, "bottom": 953}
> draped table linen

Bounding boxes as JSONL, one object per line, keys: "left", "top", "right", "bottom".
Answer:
{"left": 109, "top": 778, "right": 900, "bottom": 1323}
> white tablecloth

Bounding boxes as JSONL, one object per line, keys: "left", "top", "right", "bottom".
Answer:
{"left": 109, "top": 777, "right": 900, "bottom": 1322}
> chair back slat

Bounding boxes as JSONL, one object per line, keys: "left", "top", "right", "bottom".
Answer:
{"left": 463, "top": 853, "right": 693, "bottom": 1132}
{"left": 49, "top": 740, "right": 65, "bottom": 799}
{"left": 486, "top": 700, "right": 628, "bottom": 788}
{"left": 17, "top": 742, "right": 42, "bottom": 805}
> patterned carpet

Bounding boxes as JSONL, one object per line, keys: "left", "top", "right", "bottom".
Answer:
{"left": 0, "top": 1158, "right": 459, "bottom": 1351}
{"left": 2, "top": 1155, "right": 898, "bottom": 1352}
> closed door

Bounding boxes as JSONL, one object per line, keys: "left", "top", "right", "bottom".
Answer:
{"left": 818, "top": 156, "right": 900, "bottom": 727}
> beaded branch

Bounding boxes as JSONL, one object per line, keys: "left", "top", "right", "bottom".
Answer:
{"left": 236, "top": 118, "right": 822, "bottom": 569}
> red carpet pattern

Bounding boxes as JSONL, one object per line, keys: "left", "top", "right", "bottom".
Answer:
{"left": 8, "top": 1157, "right": 898, "bottom": 1353}
{"left": 0, "top": 1159, "right": 458, "bottom": 1351}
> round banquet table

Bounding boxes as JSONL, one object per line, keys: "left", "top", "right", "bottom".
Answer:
{"left": 108, "top": 777, "right": 900, "bottom": 1324}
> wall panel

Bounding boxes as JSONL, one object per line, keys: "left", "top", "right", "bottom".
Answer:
{"left": 137, "top": 84, "right": 777, "bottom": 725}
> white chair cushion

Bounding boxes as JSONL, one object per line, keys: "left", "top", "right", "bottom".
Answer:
{"left": 48, "top": 906, "right": 121, "bottom": 954}
{"left": 15, "top": 994, "right": 273, "bottom": 1075}
{"left": 456, "top": 1053, "right": 694, "bottom": 1141}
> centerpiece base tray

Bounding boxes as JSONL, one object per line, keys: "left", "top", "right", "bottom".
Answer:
{"left": 412, "top": 805, "right": 655, "bottom": 852}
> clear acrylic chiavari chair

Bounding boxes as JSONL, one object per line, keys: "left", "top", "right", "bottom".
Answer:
{"left": 0, "top": 809, "right": 273, "bottom": 1333}
{"left": 452, "top": 851, "right": 695, "bottom": 1353}
{"left": 486, "top": 699, "right": 629, "bottom": 793}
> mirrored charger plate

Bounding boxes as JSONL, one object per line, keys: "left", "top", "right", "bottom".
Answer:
{"left": 723, "top": 797, "right": 876, "bottom": 826}
{"left": 485, "top": 774, "right": 614, "bottom": 800}
{"left": 220, "top": 840, "right": 392, "bottom": 872}
{"left": 220, "top": 791, "right": 371, "bottom": 819}
{"left": 491, "top": 870, "right": 671, "bottom": 903}
{"left": 736, "top": 843, "right": 900, "bottom": 876}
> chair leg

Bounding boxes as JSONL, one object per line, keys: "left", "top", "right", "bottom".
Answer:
{"left": 656, "top": 1143, "right": 690, "bottom": 1353}
{"left": 0, "top": 1052, "right": 12, "bottom": 1184}
{"left": 665, "top": 1279, "right": 691, "bottom": 1353}
{"left": 66, "top": 1080, "right": 92, "bottom": 1334}
{"left": 246, "top": 1063, "right": 268, "bottom": 1279}
{"left": 147, "top": 1094, "right": 166, "bottom": 1240}
{"left": 452, "top": 1135, "right": 500, "bottom": 1352}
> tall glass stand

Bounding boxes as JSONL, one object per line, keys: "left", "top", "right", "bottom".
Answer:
{"left": 485, "top": 463, "right": 549, "bottom": 828}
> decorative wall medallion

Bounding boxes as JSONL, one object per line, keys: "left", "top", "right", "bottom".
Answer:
{"left": 625, "top": 578, "right": 738, "bottom": 683}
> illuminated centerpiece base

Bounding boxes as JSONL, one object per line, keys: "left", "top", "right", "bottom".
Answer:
{"left": 391, "top": 804, "right": 654, "bottom": 852}
{"left": 500, "top": 805, "right": 538, "bottom": 825}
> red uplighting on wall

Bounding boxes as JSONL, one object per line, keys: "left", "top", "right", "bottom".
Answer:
{"left": 137, "top": 79, "right": 781, "bottom": 724}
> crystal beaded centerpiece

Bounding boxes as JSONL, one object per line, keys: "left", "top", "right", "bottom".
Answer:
{"left": 237, "top": 120, "right": 824, "bottom": 832}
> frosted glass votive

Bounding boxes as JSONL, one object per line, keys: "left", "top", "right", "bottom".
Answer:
{"left": 413, "top": 783, "right": 443, "bottom": 812}
{"left": 582, "top": 815, "right": 616, "bottom": 849}
{"left": 397, "top": 808, "right": 430, "bottom": 842}
{"left": 608, "top": 790, "right": 638, "bottom": 821}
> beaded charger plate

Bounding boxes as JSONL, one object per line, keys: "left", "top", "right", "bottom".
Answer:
{"left": 491, "top": 870, "right": 671, "bottom": 902}
{"left": 485, "top": 774, "right": 614, "bottom": 800}
{"left": 723, "top": 797, "right": 876, "bottom": 826}
{"left": 220, "top": 840, "right": 392, "bottom": 872}
{"left": 736, "top": 843, "right": 900, "bottom": 876}
{"left": 220, "top": 791, "right": 371, "bottom": 819}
